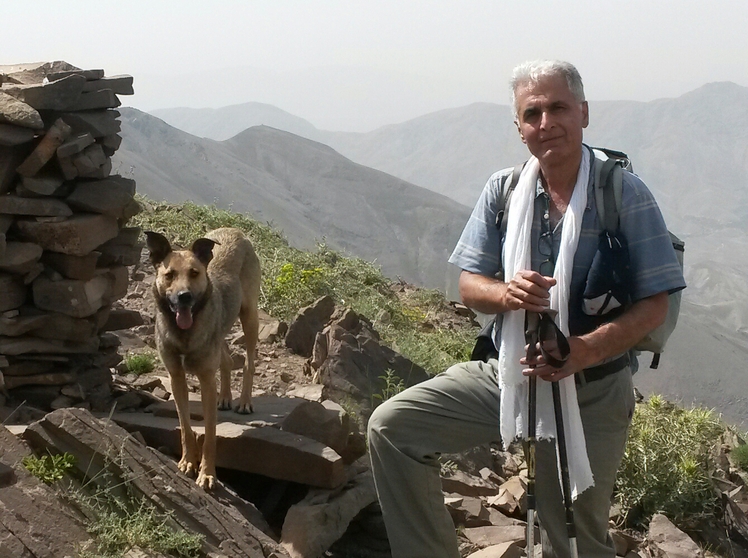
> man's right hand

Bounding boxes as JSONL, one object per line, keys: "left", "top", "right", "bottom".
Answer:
{"left": 458, "top": 269, "right": 556, "bottom": 315}
{"left": 504, "top": 270, "right": 556, "bottom": 313}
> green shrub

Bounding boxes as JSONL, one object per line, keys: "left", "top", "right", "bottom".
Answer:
{"left": 372, "top": 369, "right": 406, "bottom": 406}
{"left": 130, "top": 199, "right": 477, "bottom": 374}
{"left": 80, "top": 497, "right": 203, "bottom": 558}
{"left": 615, "top": 395, "right": 724, "bottom": 529}
{"left": 22, "top": 452, "right": 76, "bottom": 484}
{"left": 125, "top": 352, "right": 158, "bottom": 375}
{"left": 732, "top": 443, "right": 748, "bottom": 470}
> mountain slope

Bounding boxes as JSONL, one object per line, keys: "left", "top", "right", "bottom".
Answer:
{"left": 114, "top": 109, "right": 472, "bottom": 289}
{"left": 150, "top": 102, "right": 324, "bottom": 142}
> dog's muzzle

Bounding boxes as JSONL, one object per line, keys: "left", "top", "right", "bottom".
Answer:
{"left": 170, "top": 291, "right": 195, "bottom": 330}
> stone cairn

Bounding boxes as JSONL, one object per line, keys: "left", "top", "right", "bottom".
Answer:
{"left": 0, "top": 61, "right": 142, "bottom": 412}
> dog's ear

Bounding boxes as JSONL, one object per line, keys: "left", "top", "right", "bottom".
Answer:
{"left": 191, "top": 238, "right": 217, "bottom": 266}
{"left": 145, "top": 231, "right": 172, "bottom": 266}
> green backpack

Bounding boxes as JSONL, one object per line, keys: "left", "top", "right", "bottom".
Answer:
{"left": 477, "top": 148, "right": 684, "bottom": 369}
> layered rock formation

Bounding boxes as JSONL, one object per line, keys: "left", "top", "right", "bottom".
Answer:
{"left": 0, "top": 61, "right": 141, "bottom": 411}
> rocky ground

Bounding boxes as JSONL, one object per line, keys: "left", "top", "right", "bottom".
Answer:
{"left": 3, "top": 251, "right": 748, "bottom": 558}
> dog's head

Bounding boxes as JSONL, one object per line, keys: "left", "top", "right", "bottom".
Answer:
{"left": 145, "top": 231, "right": 217, "bottom": 330}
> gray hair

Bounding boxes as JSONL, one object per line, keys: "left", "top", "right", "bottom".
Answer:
{"left": 510, "top": 60, "right": 585, "bottom": 119}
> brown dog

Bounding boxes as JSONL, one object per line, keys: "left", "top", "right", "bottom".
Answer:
{"left": 145, "top": 228, "right": 261, "bottom": 490}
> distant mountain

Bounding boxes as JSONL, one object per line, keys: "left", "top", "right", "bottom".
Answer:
{"left": 113, "top": 109, "right": 471, "bottom": 289}
{"left": 150, "top": 102, "right": 324, "bottom": 143}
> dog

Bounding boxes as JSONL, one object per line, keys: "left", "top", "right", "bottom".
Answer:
{"left": 145, "top": 228, "right": 261, "bottom": 490}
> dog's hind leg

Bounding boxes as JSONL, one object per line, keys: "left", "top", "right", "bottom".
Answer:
{"left": 162, "top": 352, "right": 200, "bottom": 479}
{"left": 218, "top": 342, "right": 233, "bottom": 410}
{"left": 236, "top": 302, "right": 259, "bottom": 414}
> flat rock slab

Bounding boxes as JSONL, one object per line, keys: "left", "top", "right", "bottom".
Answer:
{"left": 22, "top": 408, "right": 288, "bottom": 558}
{"left": 113, "top": 396, "right": 347, "bottom": 489}
{"left": 0, "top": 426, "right": 93, "bottom": 558}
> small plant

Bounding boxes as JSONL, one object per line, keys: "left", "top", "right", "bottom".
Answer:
{"left": 440, "top": 459, "right": 459, "bottom": 477}
{"left": 732, "top": 443, "right": 748, "bottom": 470}
{"left": 22, "top": 452, "right": 76, "bottom": 484}
{"left": 80, "top": 497, "right": 203, "bottom": 558}
{"left": 615, "top": 395, "right": 724, "bottom": 529}
{"left": 125, "top": 352, "right": 158, "bottom": 375}
{"left": 372, "top": 369, "right": 406, "bottom": 405}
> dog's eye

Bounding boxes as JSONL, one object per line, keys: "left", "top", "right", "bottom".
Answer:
{"left": 164, "top": 271, "right": 175, "bottom": 281}
{"left": 189, "top": 269, "right": 200, "bottom": 278}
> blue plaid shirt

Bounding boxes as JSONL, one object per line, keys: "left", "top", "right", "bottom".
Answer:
{"left": 449, "top": 147, "right": 686, "bottom": 360}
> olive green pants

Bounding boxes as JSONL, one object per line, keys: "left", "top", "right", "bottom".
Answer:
{"left": 367, "top": 359, "right": 635, "bottom": 558}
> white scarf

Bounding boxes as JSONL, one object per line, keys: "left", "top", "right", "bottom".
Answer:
{"left": 497, "top": 148, "right": 594, "bottom": 499}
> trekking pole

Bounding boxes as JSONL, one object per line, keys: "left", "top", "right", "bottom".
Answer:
{"left": 524, "top": 312, "right": 540, "bottom": 557}
{"left": 551, "top": 380, "right": 579, "bottom": 558}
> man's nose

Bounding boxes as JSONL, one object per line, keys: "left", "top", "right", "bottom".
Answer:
{"left": 540, "top": 110, "right": 553, "bottom": 129}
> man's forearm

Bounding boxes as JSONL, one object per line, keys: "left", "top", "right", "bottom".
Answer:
{"left": 572, "top": 291, "right": 669, "bottom": 369}
{"left": 458, "top": 272, "right": 511, "bottom": 314}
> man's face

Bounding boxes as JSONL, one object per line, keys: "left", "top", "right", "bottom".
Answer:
{"left": 514, "top": 74, "right": 589, "bottom": 167}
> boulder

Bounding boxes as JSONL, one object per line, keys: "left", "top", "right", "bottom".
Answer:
{"left": 0, "top": 74, "right": 86, "bottom": 110}
{"left": 66, "top": 174, "right": 136, "bottom": 218}
{"left": 0, "top": 241, "right": 43, "bottom": 274}
{"left": 0, "top": 195, "right": 73, "bottom": 217}
{"left": 33, "top": 274, "right": 111, "bottom": 317}
{"left": 15, "top": 118, "right": 72, "bottom": 177}
{"left": 280, "top": 460, "right": 377, "bottom": 558}
{"left": 285, "top": 295, "right": 336, "bottom": 357}
{"left": 0, "top": 273, "right": 27, "bottom": 312}
{"left": 647, "top": 514, "right": 704, "bottom": 558}
{"left": 0, "top": 122, "right": 36, "bottom": 146}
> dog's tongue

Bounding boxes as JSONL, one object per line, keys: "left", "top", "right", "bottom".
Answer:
{"left": 175, "top": 308, "right": 193, "bottom": 330}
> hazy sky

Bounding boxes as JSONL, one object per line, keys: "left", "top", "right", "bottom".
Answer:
{"left": 3, "top": 0, "right": 746, "bottom": 131}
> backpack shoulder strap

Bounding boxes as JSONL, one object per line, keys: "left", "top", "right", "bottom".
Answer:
{"left": 493, "top": 163, "right": 524, "bottom": 280}
{"left": 593, "top": 151, "right": 624, "bottom": 233}
{"left": 496, "top": 163, "right": 524, "bottom": 234}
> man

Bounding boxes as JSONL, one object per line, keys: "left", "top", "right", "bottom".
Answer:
{"left": 368, "top": 60, "right": 685, "bottom": 558}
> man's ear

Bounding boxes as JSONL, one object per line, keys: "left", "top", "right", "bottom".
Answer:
{"left": 145, "top": 231, "right": 172, "bottom": 266}
{"left": 581, "top": 101, "right": 589, "bottom": 128}
{"left": 191, "top": 238, "right": 218, "bottom": 267}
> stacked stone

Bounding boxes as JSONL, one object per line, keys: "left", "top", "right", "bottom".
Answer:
{"left": 0, "top": 61, "right": 142, "bottom": 411}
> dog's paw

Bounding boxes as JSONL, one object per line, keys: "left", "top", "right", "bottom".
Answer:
{"left": 234, "top": 400, "right": 253, "bottom": 414}
{"left": 217, "top": 396, "right": 232, "bottom": 411}
{"left": 196, "top": 472, "right": 216, "bottom": 491}
{"left": 177, "top": 457, "right": 198, "bottom": 478}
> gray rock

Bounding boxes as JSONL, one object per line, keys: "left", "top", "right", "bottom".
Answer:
{"left": 56, "top": 132, "right": 95, "bottom": 158}
{"left": 0, "top": 241, "right": 43, "bottom": 274}
{"left": 647, "top": 513, "right": 704, "bottom": 558}
{"left": 82, "top": 75, "right": 134, "bottom": 95}
{"left": 285, "top": 295, "right": 336, "bottom": 357}
{"left": 68, "top": 89, "right": 121, "bottom": 111}
{"left": 0, "top": 425, "right": 93, "bottom": 557}
{"left": 0, "top": 335, "right": 99, "bottom": 356}
{"left": 1, "top": 143, "right": 31, "bottom": 195}
{"left": 0, "top": 195, "right": 72, "bottom": 217}
{"left": 20, "top": 174, "right": 64, "bottom": 196}
{"left": 66, "top": 175, "right": 136, "bottom": 218}
{"left": 60, "top": 109, "right": 121, "bottom": 138}
{"left": 40, "top": 251, "right": 100, "bottom": 280}
{"left": 0, "top": 91, "right": 43, "bottom": 129}
{"left": 281, "top": 461, "right": 377, "bottom": 558}
{"left": 16, "top": 213, "right": 118, "bottom": 256}
{"left": 116, "top": 396, "right": 348, "bottom": 489}
{"left": 32, "top": 274, "right": 111, "bottom": 317}
{"left": 0, "top": 122, "right": 35, "bottom": 146}
{"left": 0, "top": 74, "right": 86, "bottom": 110}
{"left": 22, "top": 408, "right": 288, "bottom": 558}
{"left": 0, "top": 273, "right": 26, "bottom": 312}
{"left": 16, "top": 118, "right": 72, "bottom": 177}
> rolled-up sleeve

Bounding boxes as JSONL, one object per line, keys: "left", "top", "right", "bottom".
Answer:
{"left": 620, "top": 172, "right": 686, "bottom": 301}
{"left": 448, "top": 169, "right": 511, "bottom": 277}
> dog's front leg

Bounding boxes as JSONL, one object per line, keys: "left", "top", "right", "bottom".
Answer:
{"left": 162, "top": 353, "right": 200, "bottom": 479}
{"left": 195, "top": 365, "right": 218, "bottom": 491}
